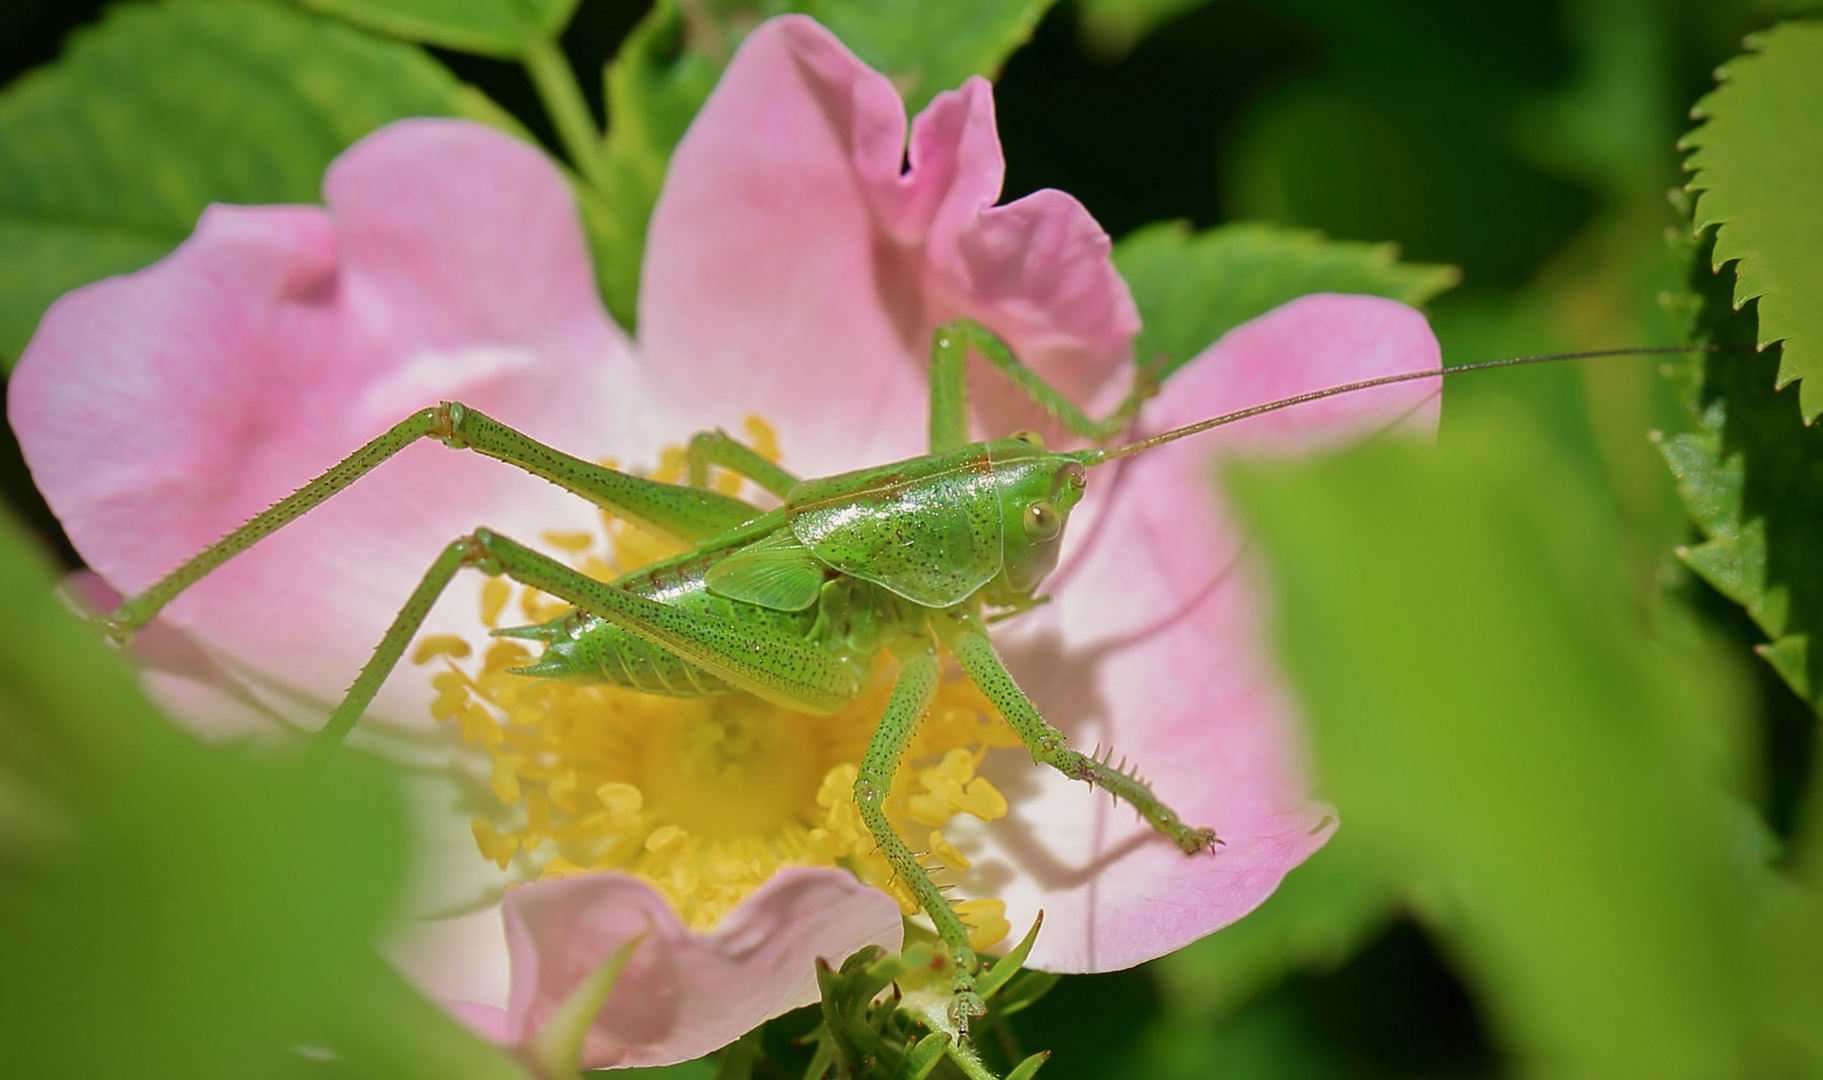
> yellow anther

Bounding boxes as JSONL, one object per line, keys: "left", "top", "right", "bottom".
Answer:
{"left": 547, "top": 769, "right": 579, "bottom": 813}
{"left": 653, "top": 446, "right": 688, "bottom": 483}
{"left": 956, "top": 777, "right": 1009, "bottom": 822}
{"left": 520, "top": 586, "right": 569, "bottom": 625}
{"left": 742, "top": 415, "right": 782, "bottom": 463}
{"left": 490, "top": 754, "right": 526, "bottom": 803}
{"left": 956, "top": 898, "right": 1011, "bottom": 952}
{"left": 472, "top": 819, "right": 519, "bottom": 869}
{"left": 541, "top": 530, "right": 596, "bottom": 552}
{"left": 431, "top": 687, "right": 468, "bottom": 722}
{"left": 411, "top": 635, "right": 472, "bottom": 664}
{"left": 929, "top": 831, "right": 970, "bottom": 871}
{"left": 484, "top": 639, "right": 530, "bottom": 671}
{"left": 457, "top": 703, "right": 504, "bottom": 747}
{"left": 906, "top": 748, "right": 1009, "bottom": 825}
{"left": 596, "top": 781, "right": 644, "bottom": 823}
{"left": 540, "top": 857, "right": 593, "bottom": 881}
{"left": 818, "top": 763, "right": 858, "bottom": 808}
{"left": 645, "top": 824, "right": 689, "bottom": 855}
{"left": 480, "top": 577, "right": 511, "bottom": 628}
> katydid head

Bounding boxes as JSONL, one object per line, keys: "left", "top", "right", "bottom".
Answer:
{"left": 985, "top": 434, "right": 1088, "bottom": 599}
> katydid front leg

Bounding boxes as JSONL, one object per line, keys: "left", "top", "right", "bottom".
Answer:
{"left": 313, "top": 527, "right": 862, "bottom": 757}
{"left": 932, "top": 607, "right": 1219, "bottom": 855}
{"left": 107, "top": 402, "right": 764, "bottom": 639}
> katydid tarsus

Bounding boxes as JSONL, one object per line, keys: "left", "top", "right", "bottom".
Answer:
{"left": 96, "top": 319, "right": 1726, "bottom": 1027}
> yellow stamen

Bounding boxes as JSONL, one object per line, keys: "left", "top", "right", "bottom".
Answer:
{"left": 541, "top": 530, "right": 596, "bottom": 552}
{"left": 929, "top": 831, "right": 971, "bottom": 872}
{"left": 412, "top": 635, "right": 472, "bottom": 664}
{"left": 480, "top": 578, "right": 511, "bottom": 628}
{"left": 956, "top": 898, "right": 1011, "bottom": 952}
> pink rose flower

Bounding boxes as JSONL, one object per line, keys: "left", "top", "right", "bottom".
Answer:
{"left": 7, "top": 15, "right": 1439, "bottom": 1069}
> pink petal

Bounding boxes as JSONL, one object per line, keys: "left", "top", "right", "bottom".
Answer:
{"left": 970, "top": 295, "right": 1441, "bottom": 972}
{"left": 498, "top": 868, "right": 903, "bottom": 1069}
{"left": 640, "top": 16, "right": 1138, "bottom": 474}
{"left": 9, "top": 120, "right": 650, "bottom": 718}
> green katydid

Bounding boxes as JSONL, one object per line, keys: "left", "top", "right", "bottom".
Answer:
{"left": 96, "top": 318, "right": 1722, "bottom": 1026}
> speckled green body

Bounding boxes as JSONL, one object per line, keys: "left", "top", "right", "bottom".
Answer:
{"left": 507, "top": 437, "right": 1087, "bottom": 703}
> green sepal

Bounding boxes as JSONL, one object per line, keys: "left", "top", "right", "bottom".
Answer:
{"left": 895, "top": 1033, "right": 952, "bottom": 1080}
{"left": 974, "top": 911, "right": 1042, "bottom": 1001}
{"left": 1004, "top": 1051, "right": 1051, "bottom": 1080}
{"left": 522, "top": 934, "right": 644, "bottom": 1078}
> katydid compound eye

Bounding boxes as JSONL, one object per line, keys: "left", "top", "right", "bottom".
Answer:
{"left": 1023, "top": 501, "right": 1061, "bottom": 541}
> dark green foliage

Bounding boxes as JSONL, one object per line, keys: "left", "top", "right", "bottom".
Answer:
{"left": 0, "top": 0, "right": 514, "bottom": 368}
{"left": 1113, "top": 220, "right": 1458, "bottom": 378}
{"left": 1658, "top": 224, "right": 1823, "bottom": 717}
{"left": 0, "top": 506, "right": 525, "bottom": 1079}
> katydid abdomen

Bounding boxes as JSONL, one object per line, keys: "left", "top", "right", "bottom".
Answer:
{"left": 499, "top": 533, "right": 897, "bottom": 699}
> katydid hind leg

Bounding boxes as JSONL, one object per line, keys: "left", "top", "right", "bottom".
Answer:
{"left": 854, "top": 640, "right": 987, "bottom": 1023}
{"left": 932, "top": 608, "right": 1218, "bottom": 854}
{"left": 312, "top": 526, "right": 860, "bottom": 756}
{"left": 110, "top": 402, "right": 762, "bottom": 638}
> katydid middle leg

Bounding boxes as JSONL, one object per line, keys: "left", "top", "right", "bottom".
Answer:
{"left": 686, "top": 428, "right": 799, "bottom": 497}
{"left": 932, "top": 608, "right": 1218, "bottom": 854}
{"left": 926, "top": 318, "right": 1162, "bottom": 453}
{"left": 108, "top": 402, "right": 764, "bottom": 639}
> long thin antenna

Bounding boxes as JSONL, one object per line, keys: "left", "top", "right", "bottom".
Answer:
{"left": 1078, "top": 344, "right": 1749, "bottom": 464}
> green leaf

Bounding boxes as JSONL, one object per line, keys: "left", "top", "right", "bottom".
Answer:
{"left": 1228, "top": 404, "right": 1753, "bottom": 1077}
{"left": 586, "top": 0, "right": 1060, "bottom": 331}
{"left": 0, "top": 0, "right": 516, "bottom": 369}
{"left": 1111, "top": 221, "right": 1459, "bottom": 379}
{"left": 1657, "top": 224, "right": 1823, "bottom": 715}
{"left": 295, "top": 0, "right": 581, "bottom": 57}
{"left": 797, "top": 0, "right": 1050, "bottom": 113}
{"left": 0, "top": 505, "right": 425, "bottom": 1075}
{"left": 1681, "top": 21, "right": 1823, "bottom": 419}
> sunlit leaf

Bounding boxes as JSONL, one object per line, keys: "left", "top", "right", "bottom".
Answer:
{"left": 1112, "top": 220, "right": 1458, "bottom": 378}
{"left": 0, "top": 0, "right": 515, "bottom": 368}
{"left": 1229, "top": 404, "right": 1753, "bottom": 1077}
{"left": 294, "top": 0, "right": 581, "bottom": 56}
{"left": 1682, "top": 21, "right": 1823, "bottom": 419}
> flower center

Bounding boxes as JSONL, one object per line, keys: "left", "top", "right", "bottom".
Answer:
{"left": 414, "top": 417, "right": 1019, "bottom": 946}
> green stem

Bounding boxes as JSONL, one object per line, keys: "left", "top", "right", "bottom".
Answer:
{"left": 516, "top": 10, "right": 611, "bottom": 192}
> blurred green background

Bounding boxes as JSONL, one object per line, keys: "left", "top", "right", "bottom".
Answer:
{"left": 4, "top": 1, "right": 1823, "bottom": 1077}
